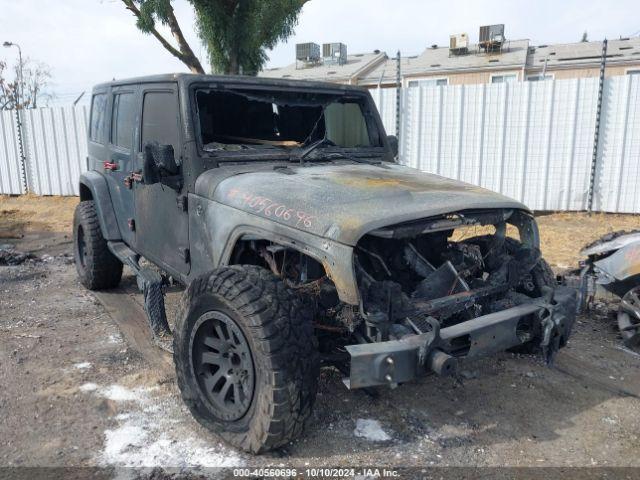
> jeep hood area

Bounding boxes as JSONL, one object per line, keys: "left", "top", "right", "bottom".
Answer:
{"left": 195, "top": 162, "right": 527, "bottom": 246}
{"left": 191, "top": 161, "right": 576, "bottom": 389}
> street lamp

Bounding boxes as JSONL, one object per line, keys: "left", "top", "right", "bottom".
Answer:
{"left": 3, "top": 41, "right": 23, "bottom": 109}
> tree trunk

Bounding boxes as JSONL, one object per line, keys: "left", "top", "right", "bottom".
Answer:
{"left": 121, "top": 0, "right": 205, "bottom": 74}
{"left": 228, "top": 48, "right": 240, "bottom": 75}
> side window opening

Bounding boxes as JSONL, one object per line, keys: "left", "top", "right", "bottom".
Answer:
{"left": 111, "top": 92, "right": 136, "bottom": 150}
{"left": 323, "top": 102, "right": 371, "bottom": 148}
{"left": 89, "top": 93, "right": 107, "bottom": 143}
{"left": 141, "top": 91, "right": 180, "bottom": 155}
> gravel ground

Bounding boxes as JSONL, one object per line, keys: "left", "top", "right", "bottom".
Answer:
{"left": 1, "top": 199, "right": 639, "bottom": 476}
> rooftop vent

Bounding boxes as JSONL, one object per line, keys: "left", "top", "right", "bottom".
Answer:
{"left": 295, "top": 42, "right": 321, "bottom": 68}
{"left": 449, "top": 33, "right": 469, "bottom": 55}
{"left": 323, "top": 43, "right": 347, "bottom": 65}
{"left": 479, "top": 24, "right": 505, "bottom": 52}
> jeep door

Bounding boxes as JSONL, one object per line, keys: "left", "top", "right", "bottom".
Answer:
{"left": 103, "top": 86, "right": 140, "bottom": 246}
{"left": 133, "top": 84, "right": 190, "bottom": 276}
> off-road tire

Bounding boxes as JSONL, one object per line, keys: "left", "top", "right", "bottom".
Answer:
{"left": 173, "top": 265, "right": 319, "bottom": 453}
{"left": 73, "top": 200, "right": 123, "bottom": 290}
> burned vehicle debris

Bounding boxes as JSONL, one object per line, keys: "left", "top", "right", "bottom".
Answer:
{"left": 74, "top": 74, "right": 577, "bottom": 453}
{"left": 575, "top": 230, "right": 640, "bottom": 348}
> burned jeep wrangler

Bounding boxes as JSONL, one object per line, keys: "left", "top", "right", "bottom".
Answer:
{"left": 74, "top": 74, "right": 576, "bottom": 453}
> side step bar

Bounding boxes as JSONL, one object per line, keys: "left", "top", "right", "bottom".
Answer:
{"left": 107, "top": 241, "right": 173, "bottom": 352}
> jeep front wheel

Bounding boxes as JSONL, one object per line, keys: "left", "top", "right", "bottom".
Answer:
{"left": 73, "top": 200, "right": 123, "bottom": 290}
{"left": 173, "top": 266, "right": 319, "bottom": 453}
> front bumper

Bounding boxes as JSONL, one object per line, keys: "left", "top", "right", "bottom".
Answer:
{"left": 344, "top": 286, "right": 577, "bottom": 389}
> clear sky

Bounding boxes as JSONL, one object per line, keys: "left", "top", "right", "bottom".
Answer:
{"left": 1, "top": 0, "right": 638, "bottom": 105}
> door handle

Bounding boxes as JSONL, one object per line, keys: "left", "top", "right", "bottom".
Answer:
{"left": 103, "top": 160, "right": 119, "bottom": 171}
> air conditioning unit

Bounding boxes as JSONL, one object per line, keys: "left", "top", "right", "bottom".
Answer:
{"left": 296, "top": 43, "right": 320, "bottom": 62}
{"left": 449, "top": 33, "right": 469, "bottom": 55}
{"left": 322, "top": 43, "right": 348, "bottom": 65}
{"left": 479, "top": 24, "right": 505, "bottom": 51}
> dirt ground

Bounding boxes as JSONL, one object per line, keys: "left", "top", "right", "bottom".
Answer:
{"left": 1, "top": 195, "right": 640, "bottom": 475}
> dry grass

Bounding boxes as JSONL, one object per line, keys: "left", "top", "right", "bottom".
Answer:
{"left": 1, "top": 194, "right": 639, "bottom": 270}
{"left": 536, "top": 212, "right": 640, "bottom": 268}
{"left": 0, "top": 194, "right": 78, "bottom": 238}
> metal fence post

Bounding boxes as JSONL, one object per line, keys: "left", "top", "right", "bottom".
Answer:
{"left": 587, "top": 38, "right": 607, "bottom": 212}
{"left": 395, "top": 50, "right": 401, "bottom": 146}
{"left": 14, "top": 108, "right": 28, "bottom": 193}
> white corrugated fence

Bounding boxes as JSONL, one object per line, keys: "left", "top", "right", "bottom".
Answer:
{"left": 0, "top": 75, "right": 638, "bottom": 212}
{"left": 0, "top": 109, "right": 24, "bottom": 195}
{"left": 372, "top": 75, "right": 640, "bottom": 213}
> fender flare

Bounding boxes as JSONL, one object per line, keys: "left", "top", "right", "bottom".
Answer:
{"left": 79, "top": 171, "right": 121, "bottom": 241}
{"left": 220, "top": 226, "right": 359, "bottom": 305}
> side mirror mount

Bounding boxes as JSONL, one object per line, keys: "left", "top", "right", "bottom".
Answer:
{"left": 143, "top": 142, "right": 182, "bottom": 190}
{"left": 386, "top": 135, "right": 398, "bottom": 158}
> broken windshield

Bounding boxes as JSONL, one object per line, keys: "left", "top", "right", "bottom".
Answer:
{"left": 195, "top": 88, "right": 380, "bottom": 153}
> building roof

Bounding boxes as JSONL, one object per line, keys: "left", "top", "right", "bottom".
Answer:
{"left": 527, "top": 37, "right": 640, "bottom": 71}
{"left": 259, "top": 52, "right": 386, "bottom": 83}
{"left": 358, "top": 39, "right": 530, "bottom": 86}
{"left": 259, "top": 37, "right": 640, "bottom": 86}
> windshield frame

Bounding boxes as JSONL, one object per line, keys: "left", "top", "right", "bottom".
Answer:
{"left": 189, "top": 82, "right": 388, "bottom": 162}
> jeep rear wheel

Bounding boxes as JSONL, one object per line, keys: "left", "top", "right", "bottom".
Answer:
{"left": 73, "top": 200, "right": 123, "bottom": 290}
{"left": 173, "top": 265, "right": 319, "bottom": 453}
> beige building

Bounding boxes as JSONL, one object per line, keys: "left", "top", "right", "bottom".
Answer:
{"left": 260, "top": 36, "right": 640, "bottom": 87}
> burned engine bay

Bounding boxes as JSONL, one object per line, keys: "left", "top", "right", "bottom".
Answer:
{"left": 232, "top": 209, "right": 567, "bottom": 375}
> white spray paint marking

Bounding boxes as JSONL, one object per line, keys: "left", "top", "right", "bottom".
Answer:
{"left": 73, "top": 362, "right": 92, "bottom": 370}
{"left": 354, "top": 419, "right": 392, "bottom": 442}
{"left": 79, "top": 383, "right": 244, "bottom": 468}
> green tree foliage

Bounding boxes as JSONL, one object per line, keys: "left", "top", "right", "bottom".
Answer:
{"left": 191, "top": 0, "right": 307, "bottom": 75}
{"left": 122, "top": 0, "right": 308, "bottom": 75}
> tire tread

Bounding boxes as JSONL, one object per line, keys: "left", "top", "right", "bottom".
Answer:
{"left": 173, "top": 265, "right": 319, "bottom": 453}
{"left": 73, "top": 200, "right": 122, "bottom": 290}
